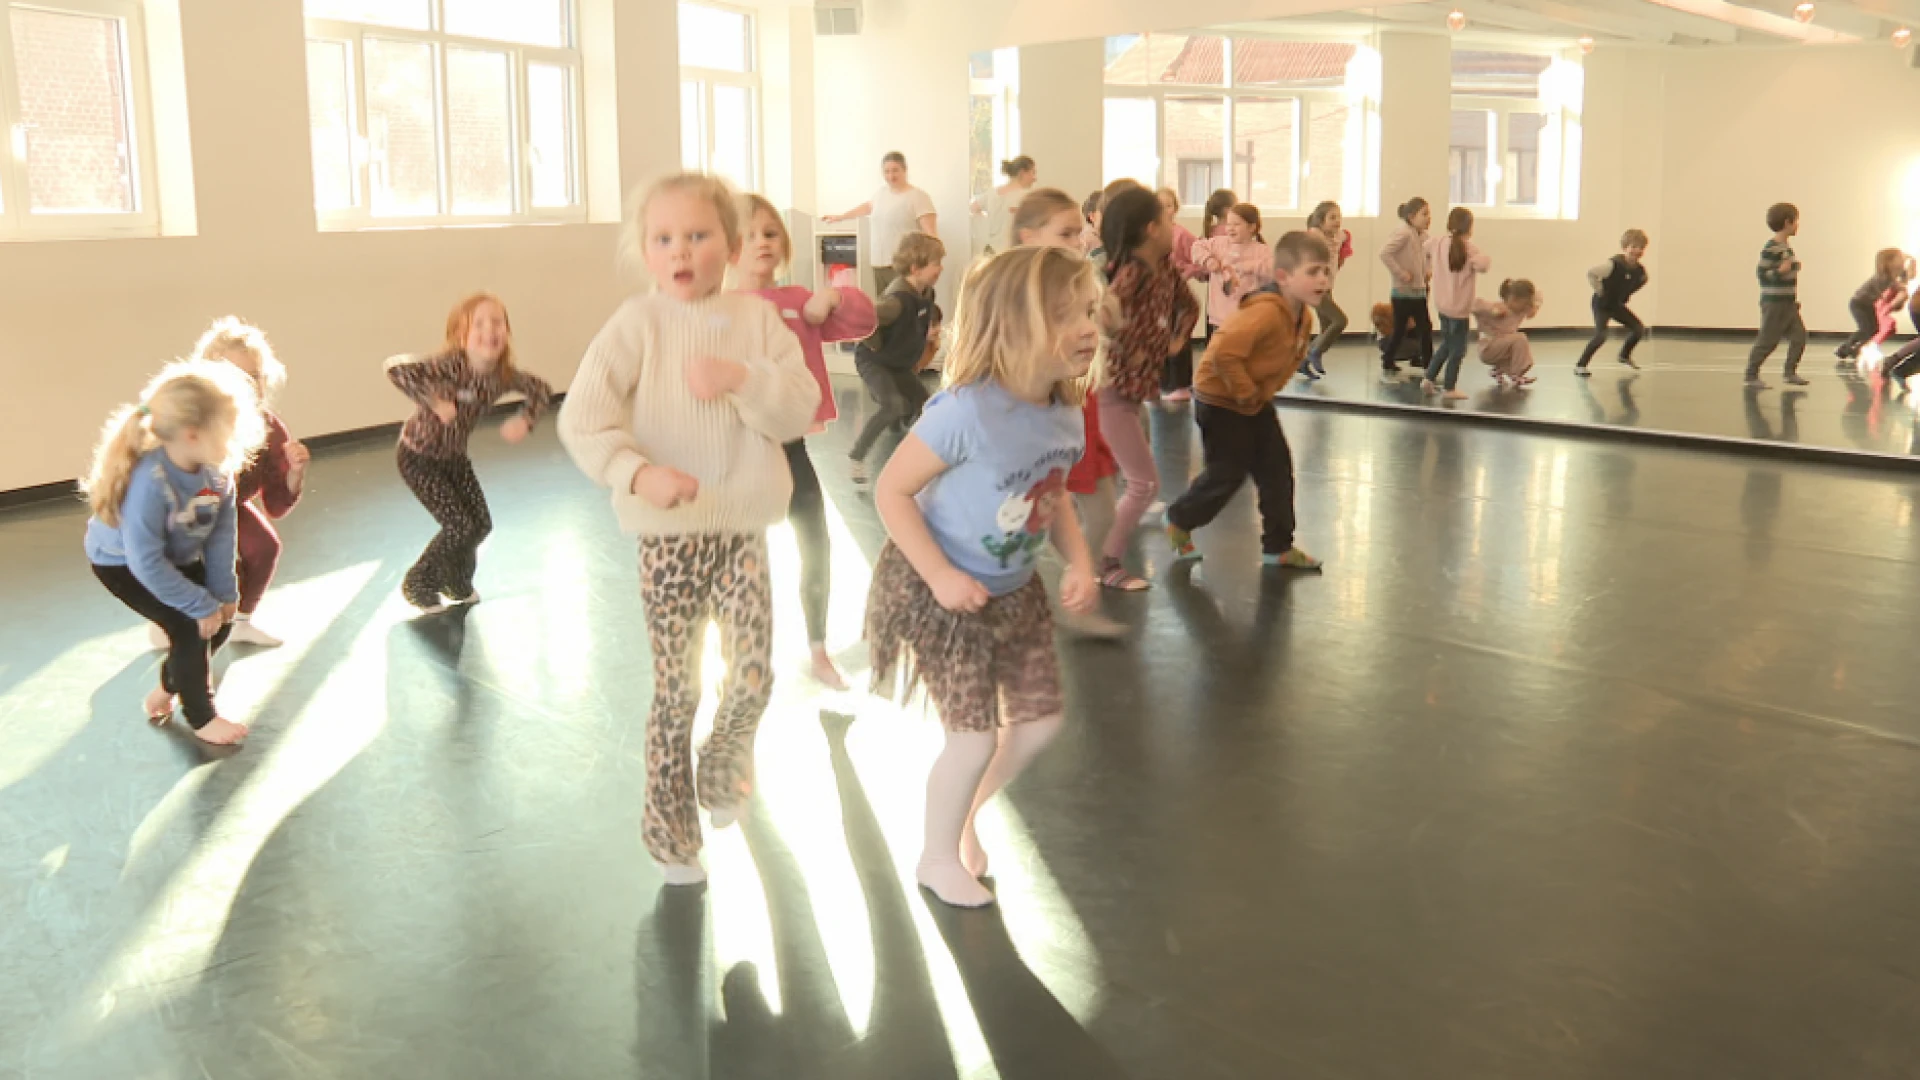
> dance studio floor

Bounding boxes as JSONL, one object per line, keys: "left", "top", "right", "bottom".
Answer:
{"left": 6, "top": 380, "right": 1920, "bottom": 1079}
{"left": 1288, "top": 333, "right": 1920, "bottom": 460}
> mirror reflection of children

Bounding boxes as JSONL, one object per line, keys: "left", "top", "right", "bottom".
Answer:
{"left": 1474, "top": 279, "right": 1543, "bottom": 391}
{"left": 1577, "top": 229, "right": 1650, "bottom": 375}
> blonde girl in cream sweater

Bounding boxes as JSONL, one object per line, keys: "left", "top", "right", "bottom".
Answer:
{"left": 560, "top": 174, "right": 821, "bottom": 886}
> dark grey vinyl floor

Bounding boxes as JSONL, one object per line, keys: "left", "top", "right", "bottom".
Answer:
{"left": 5, "top": 376, "right": 1920, "bottom": 1079}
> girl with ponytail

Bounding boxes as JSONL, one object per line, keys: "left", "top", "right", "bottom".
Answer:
{"left": 1377, "top": 197, "right": 1435, "bottom": 381}
{"left": 1423, "top": 206, "right": 1491, "bottom": 399}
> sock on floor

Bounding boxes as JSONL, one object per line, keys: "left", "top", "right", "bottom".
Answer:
{"left": 921, "top": 729, "right": 997, "bottom": 906}
{"left": 960, "top": 716, "right": 1063, "bottom": 882}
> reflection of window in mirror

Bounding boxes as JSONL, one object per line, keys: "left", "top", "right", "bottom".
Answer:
{"left": 1449, "top": 48, "right": 1581, "bottom": 218}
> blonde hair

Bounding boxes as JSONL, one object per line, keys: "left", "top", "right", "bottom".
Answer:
{"left": 82, "top": 359, "right": 264, "bottom": 526}
{"left": 1875, "top": 247, "right": 1904, "bottom": 280}
{"left": 620, "top": 172, "right": 743, "bottom": 277}
{"left": 1621, "top": 228, "right": 1650, "bottom": 249}
{"left": 737, "top": 192, "right": 791, "bottom": 269}
{"left": 891, "top": 231, "right": 946, "bottom": 277}
{"left": 942, "top": 246, "right": 1101, "bottom": 406}
{"left": 192, "top": 317, "right": 285, "bottom": 403}
{"left": 443, "top": 292, "right": 518, "bottom": 383}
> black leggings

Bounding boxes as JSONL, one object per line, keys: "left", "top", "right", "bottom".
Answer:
{"left": 1161, "top": 340, "right": 1195, "bottom": 394}
{"left": 1383, "top": 296, "right": 1433, "bottom": 371}
{"left": 1838, "top": 298, "right": 1879, "bottom": 358}
{"left": 1577, "top": 299, "right": 1646, "bottom": 367}
{"left": 849, "top": 364, "right": 928, "bottom": 461}
{"left": 783, "top": 439, "right": 832, "bottom": 645}
{"left": 92, "top": 561, "right": 232, "bottom": 728}
{"left": 397, "top": 446, "right": 491, "bottom": 606}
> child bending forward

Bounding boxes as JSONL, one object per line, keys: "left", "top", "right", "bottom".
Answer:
{"left": 1474, "top": 278, "right": 1541, "bottom": 389}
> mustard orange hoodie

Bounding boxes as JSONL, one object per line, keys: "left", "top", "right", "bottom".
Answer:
{"left": 1193, "top": 289, "right": 1314, "bottom": 414}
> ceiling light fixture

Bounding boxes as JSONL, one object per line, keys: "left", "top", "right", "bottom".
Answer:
{"left": 1792, "top": 2, "right": 1815, "bottom": 22}
{"left": 1895, "top": 26, "right": 1913, "bottom": 47}
{"left": 1578, "top": 34, "right": 1596, "bottom": 53}
{"left": 1447, "top": 8, "right": 1467, "bottom": 31}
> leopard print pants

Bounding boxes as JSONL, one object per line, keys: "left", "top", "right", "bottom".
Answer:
{"left": 637, "top": 531, "right": 774, "bottom": 865}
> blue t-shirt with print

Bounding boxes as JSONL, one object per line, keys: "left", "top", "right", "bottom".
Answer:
{"left": 83, "top": 448, "right": 239, "bottom": 619}
{"left": 911, "top": 381, "right": 1085, "bottom": 597}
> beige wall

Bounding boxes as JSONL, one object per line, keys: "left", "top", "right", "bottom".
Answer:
{"left": 0, "top": 0, "right": 678, "bottom": 493}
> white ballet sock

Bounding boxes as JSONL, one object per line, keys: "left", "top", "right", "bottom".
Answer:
{"left": 917, "top": 729, "right": 997, "bottom": 907}
{"left": 656, "top": 859, "right": 708, "bottom": 886}
{"left": 961, "top": 716, "right": 1064, "bottom": 879}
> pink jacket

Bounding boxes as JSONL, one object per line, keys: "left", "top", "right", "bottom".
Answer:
{"left": 746, "top": 285, "right": 878, "bottom": 426}
{"left": 1189, "top": 237, "right": 1275, "bottom": 326}
{"left": 1426, "top": 235, "right": 1492, "bottom": 319}
{"left": 1169, "top": 222, "right": 1198, "bottom": 277}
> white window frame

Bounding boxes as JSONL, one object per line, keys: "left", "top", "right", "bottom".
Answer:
{"left": 677, "top": 0, "right": 759, "bottom": 192}
{"left": 303, "top": 1, "right": 585, "bottom": 231}
{"left": 1102, "top": 30, "right": 1371, "bottom": 215}
{"left": 0, "top": 0, "right": 160, "bottom": 240}
{"left": 1448, "top": 49, "right": 1581, "bottom": 220}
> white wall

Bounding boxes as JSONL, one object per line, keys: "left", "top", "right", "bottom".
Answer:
{"left": 0, "top": 0, "right": 679, "bottom": 493}
{"left": 1019, "top": 40, "right": 1106, "bottom": 204}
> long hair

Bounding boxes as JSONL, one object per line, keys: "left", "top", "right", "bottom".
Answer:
{"left": 1499, "top": 277, "right": 1539, "bottom": 315}
{"left": 1202, "top": 189, "right": 1236, "bottom": 239}
{"left": 737, "top": 192, "right": 792, "bottom": 271}
{"left": 1100, "top": 187, "right": 1163, "bottom": 273}
{"left": 942, "top": 246, "right": 1101, "bottom": 407}
{"left": 1398, "top": 196, "right": 1430, "bottom": 226}
{"left": 1230, "top": 202, "right": 1265, "bottom": 244}
{"left": 191, "top": 317, "right": 286, "bottom": 404}
{"left": 1446, "top": 207, "right": 1475, "bottom": 272}
{"left": 443, "top": 292, "right": 517, "bottom": 382}
{"left": 1307, "top": 200, "right": 1341, "bottom": 230}
{"left": 82, "top": 359, "right": 264, "bottom": 526}
{"left": 1001, "top": 155, "right": 1035, "bottom": 179}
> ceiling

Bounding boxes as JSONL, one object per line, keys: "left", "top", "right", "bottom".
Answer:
{"left": 1262, "top": 0, "right": 1920, "bottom": 47}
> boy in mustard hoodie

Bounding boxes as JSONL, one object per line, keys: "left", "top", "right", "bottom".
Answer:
{"left": 1164, "top": 230, "right": 1330, "bottom": 571}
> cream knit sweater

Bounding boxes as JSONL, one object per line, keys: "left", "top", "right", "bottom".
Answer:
{"left": 560, "top": 292, "right": 820, "bottom": 537}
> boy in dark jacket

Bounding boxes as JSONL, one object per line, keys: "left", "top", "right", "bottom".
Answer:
{"left": 1576, "top": 228, "right": 1650, "bottom": 375}
{"left": 848, "top": 232, "right": 944, "bottom": 483}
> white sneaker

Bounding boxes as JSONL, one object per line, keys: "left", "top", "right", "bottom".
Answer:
{"left": 147, "top": 622, "right": 168, "bottom": 651}
{"left": 226, "top": 620, "right": 284, "bottom": 648}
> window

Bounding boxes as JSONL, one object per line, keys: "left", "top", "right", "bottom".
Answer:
{"left": 1448, "top": 49, "right": 1582, "bottom": 217}
{"left": 677, "top": 1, "right": 756, "bottom": 193}
{"left": 1102, "top": 33, "right": 1374, "bottom": 214}
{"left": 302, "top": 0, "right": 583, "bottom": 228}
{"left": 0, "top": 0, "right": 158, "bottom": 239}
{"left": 968, "top": 47, "right": 1019, "bottom": 205}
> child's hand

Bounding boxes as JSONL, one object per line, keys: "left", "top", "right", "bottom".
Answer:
{"left": 500, "top": 415, "right": 531, "bottom": 444}
{"left": 432, "top": 399, "right": 459, "bottom": 424}
{"left": 1059, "top": 562, "right": 1098, "bottom": 614}
{"left": 284, "top": 438, "right": 311, "bottom": 471}
{"left": 802, "top": 288, "right": 839, "bottom": 326}
{"left": 198, "top": 610, "right": 226, "bottom": 640}
{"left": 631, "top": 464, "right": 700, "bottom": 509}
{"left": 930, "top": 566, "right": 989, "bottom": 613}
{"left": 686, "top": 355, "right": 746, "bottom": 401}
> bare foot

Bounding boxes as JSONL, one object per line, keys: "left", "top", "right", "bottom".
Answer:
{"left": 190, "top": 717, "right": 250, "bottom": 746}
{"left": 961, "top": 822, "right": 990, "bottom": 879}
{"left": 807, "top": 647, "right": 849, "bottom": 691}
{"left": 143, "top": 687, "right": 175, "bottom": 723}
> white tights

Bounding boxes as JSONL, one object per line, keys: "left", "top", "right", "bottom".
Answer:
{"left": 917, "top": 715, "right": 1063, "bottom": 907}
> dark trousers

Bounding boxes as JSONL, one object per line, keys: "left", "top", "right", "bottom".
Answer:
{"left": 1161, "top": 340, "right": 1195, "bottom": 394}
{"left": 1167, "top": 401, "right": 1297, "bottom": 555}
{"left": 1310, "top": 296, "right": 1348, "bottom": 358}
{"left": 1426, "top": 314, "right": 1471, "bottom": 389}
{"left": 849, "top": 363, "right": 928, "bottom": 461}
{"left": 236, "top": 502, "right": 280, "bottom": 614}
{"left": 1383, "top": 296, "right": 1433, "bottom": 371}
{"left": 92, "top": 561, "right": 232, "bottom": 728}
{"left": 1838, "top": 298, "right": 1879, "bottom": 358}
{"left": 1746, "top": 301, "right": 1808, "bottom": 379}
{"left": 783, "top": 439, "right": 831, "bottom": 645}
{"left": 397, "top": 446, "right": 491, "bottom": 606}
{"left": 1577, "top": 298, "right": 1646, "bottom": 367}
{"left": 1886, "top": 336, "right": 1920, "bottom": 383}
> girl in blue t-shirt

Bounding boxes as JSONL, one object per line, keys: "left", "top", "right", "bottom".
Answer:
{"left": 83, "top": 359, "right": 266, "bottom": 746}
{"left": 865, "top": 245, "right": 1102, "bottom": 908}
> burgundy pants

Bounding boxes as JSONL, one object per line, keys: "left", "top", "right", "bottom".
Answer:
{"left": 236, "top": 501, "right": 281, "bottom": 614}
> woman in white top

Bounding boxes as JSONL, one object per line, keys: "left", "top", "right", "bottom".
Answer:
{"left": 971, "top": 155, "right": 1036, "bottom": 255}
{"left": 824, "top": 151, "right": 939, "bottom": 294}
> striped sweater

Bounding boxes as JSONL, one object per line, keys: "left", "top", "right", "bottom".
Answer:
{"left": 1757, "top": 238, "right": 1799, "bottom": 303}
{"left": 559, "top": 291, "right": 821, "bottom": 537}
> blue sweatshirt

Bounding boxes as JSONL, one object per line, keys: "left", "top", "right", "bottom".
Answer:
{"left": 83, "top": 449, "right": 239, "bottom": 619}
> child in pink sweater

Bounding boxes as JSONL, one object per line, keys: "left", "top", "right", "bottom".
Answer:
{"left": 734, "top": 193, "right": 878, "bottom": 690}
{"left": 1189, "top": 203, "right": 1275, "bottom": 335}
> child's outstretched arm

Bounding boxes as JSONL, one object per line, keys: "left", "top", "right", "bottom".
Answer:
{"left": 507, "top": 369, "right": 555, "bottom": 428}
{"left": 385, "top": 352, "right": 460, "bottom": 410}
{"left": 874, "top": 435, "right": 987, "bottom": 612}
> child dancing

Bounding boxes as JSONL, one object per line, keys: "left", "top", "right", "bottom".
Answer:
{"left": 1165, "top": 231, "right": 1330, "bottom": 571}
{"left": 561, "top": 174, "right": 821, "bottom": 885}
{"left": 865, "top": 245, "right": 1101, "bottom": 908}
{"left": 387, "top": 293, "right": 553, "bottom": 613}
{"left": 84, "top": 360, "right": 266, "bottom": 746}
{"left": 1836, "top": 248, "right": 1911, "bottom": 365}
{"left": 733, "top": 193, "right": 879, "bottom": 689}
{"left": 1474, "top": 279, "right": 1542, "bottom": 390}
{"left": 848, "top": 233, "right": 945, "bottom": 484}
{"left": 1576, "top": 229, "right": 1650, "bottom": 375}
{"left": 1424, "top": 207, "right": 1491, "bottom": 400}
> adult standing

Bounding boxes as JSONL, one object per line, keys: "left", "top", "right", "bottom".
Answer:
{"left": 971, "top": 155, "right": 1036, "bottom": 254}
{"left": 824, "top": 151, "right": 939, "bottom": 295}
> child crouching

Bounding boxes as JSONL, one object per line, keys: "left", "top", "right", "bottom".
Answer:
{"left": 1474, "top": 279, "right": 1542, "bottom": 389}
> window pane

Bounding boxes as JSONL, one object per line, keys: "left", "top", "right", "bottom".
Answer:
{"left": 10, "top": 7, "right": 136, "bottom": 214}
{"left": 303, "top": 0, "right": 430, "bottom": 30}
{"left": 1451, "top": 50, "right": 1549, "bottom": 97}
{"left": 306, "top": 40, "right": 357, "bottom": 212}
{"left": 680, "top": 81, "right": 704, "bottom": 171}
{"left": 528, "top": 63, "right": 574, "bottom": 208}
{"left": 1301, "top": 100, "right": 1348, "bottom": 210}
{"left": 1449, "top": 109, "right": 1490, "bottom": 207}
{"left": 1232, "top": 40, "right": 1355, "bottom": 89}
{"left": 678, "top": 2, "right": 750, "bottom": 72}
{"left": 710, "top": 83, "right": 753, "bottom": 192}
{"left": 444, "top": 0, "right": 569, "bottom": 47}
{"left": 1102, "top": 97, "right": 1156, "bottom": 188}
{"left": 1233, "top": 97, "right": 1296, "bottom": 211}
{"left": 446, "top": 48, "right": 514, "bottom": 214}
{"left": 1163, "top": 96, "right": 1223, "bottom": 205}
{"left": 365, "top": 37, "right": 440, "bottom": 216}
{"left": 1506, "top": 112, "right": 1545, "bottom": 207}
{"left": 1105, "top": 33, "right": 1223, "bottom": 86}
